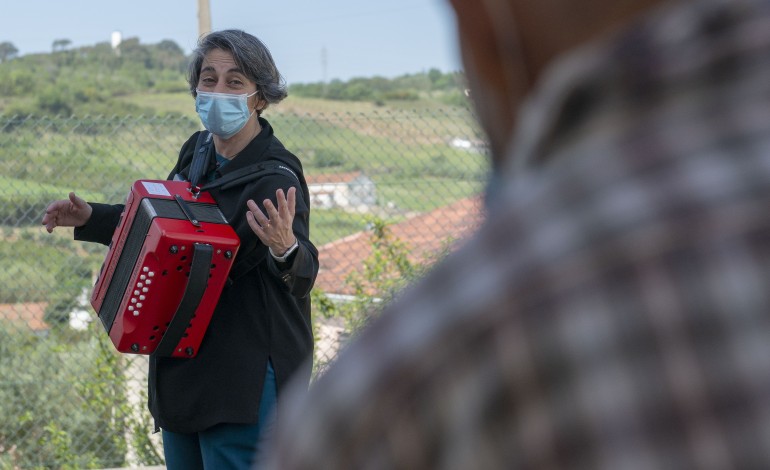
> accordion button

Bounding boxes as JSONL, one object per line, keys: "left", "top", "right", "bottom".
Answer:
{"left": 137, "top": 282, "right": 143, "bottom": 288}
{"left": 137, "top": 303, "right": 143, "bottom": 308}
{"left": 143, "top": 287, "right": 149, "bottom": 293}
{"left": 149, "top": 272, "right": 155, "bottom": 277}
{"left": 134, "top": 290, "right": 140, "bottom": 295}
{"left": 128, "top": 306, "right": 134, "bottom": 311}
{"left": 139, "top": 295, "right": 146, "bottom": 300}
{"left": 143, "top": 267, "right": 149, "bottom": 272}
{"left": 133, "top": 311, "right": 140, "bottom": 316}
{"left": 140, "top": 275, "right": 146, "bottom": 280}
{"left": 146, "top": 280, "right": 152, "bottom": 285}
{"left": 131, "top": 298, "right": 137, "bottom": 303}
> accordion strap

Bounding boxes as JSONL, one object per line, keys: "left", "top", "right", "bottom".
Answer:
{"left": 188, "top": 131, "right": 213, "bottom": 191}
{"left": 153, "top": 243, "right": 214, "bottom": 357}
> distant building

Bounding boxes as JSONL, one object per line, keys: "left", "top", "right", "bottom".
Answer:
{"left": 0, "top": 302, "right": 49, "bottom": 335}
{"left": 0, "top": 288, "right": 92, "bottom": 335}
{"left": 312, "top": 195, "right": 484, "bottom": 362}
{"left": 111, "top": 31, "right": 122, "bottom": 56}
{"left": 450, "top": 137, "right": 487, "bottom": 153}
{"left": 315, "top": 196, "right": 483, "bottom": 297}
{"left": 306, "top": 171, "right": 376, "bottom": 211}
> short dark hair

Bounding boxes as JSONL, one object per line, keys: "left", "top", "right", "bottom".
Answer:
{"left": 187, "top": 29, "right": 288, "bottom": 115}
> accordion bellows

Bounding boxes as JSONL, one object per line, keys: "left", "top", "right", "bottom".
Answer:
{"left": 91, "top": 180, "right": 240, "bottom": 358}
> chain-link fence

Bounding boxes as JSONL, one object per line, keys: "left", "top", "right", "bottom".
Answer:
{"left": 0, "top": 106, "right": 489, "bottom": 469}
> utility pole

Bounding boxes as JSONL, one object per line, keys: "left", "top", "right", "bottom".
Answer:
{"left": 198, "top": 0, "right": 212, "bottom": 38}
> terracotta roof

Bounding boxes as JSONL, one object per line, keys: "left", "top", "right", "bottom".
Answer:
{"left": 315, "top": 196, "right": 484, "bottom": 296}
{"left": 0, "top": 302, "right": 49, "bottom": 331}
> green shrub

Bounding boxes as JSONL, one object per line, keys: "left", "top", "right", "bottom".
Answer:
{"left": 0, "top": 322, "right": 132, "bottom": 469}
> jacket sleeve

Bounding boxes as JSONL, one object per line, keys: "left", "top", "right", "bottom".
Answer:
{"left": 229, "top": 171, "right": 319, "bottom": 299}
{"left": 266, "top": 210, "right": 319, "bottom": 298}
{"left": 73, "top": 203, "right": 125, "bottom": 246}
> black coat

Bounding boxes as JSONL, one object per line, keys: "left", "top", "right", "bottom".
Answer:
{"left": 75, "top": 118, "right": 318, "bottom": 433}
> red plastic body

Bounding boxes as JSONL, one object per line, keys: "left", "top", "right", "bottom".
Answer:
{"left": 90, "top": 180, "right": 240, "bottom": 357}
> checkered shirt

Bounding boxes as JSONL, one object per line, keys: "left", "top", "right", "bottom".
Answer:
{"left": 265, "top": 0, "right": 770, "bottom": 468}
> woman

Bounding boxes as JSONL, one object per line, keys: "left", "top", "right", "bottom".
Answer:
{"left": 42, "top": 30, "right": 318, "bottom": 469}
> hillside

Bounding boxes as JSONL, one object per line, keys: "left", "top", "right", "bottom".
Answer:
{"left": 0, "top": 38, "right": 486, "bottom": 309}
{"left": 0, "top": 37, "right": 468, "bottom": 118}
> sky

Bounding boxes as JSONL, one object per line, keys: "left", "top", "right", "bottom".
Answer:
{"left": 0, "top": 0, "right": 462, "bottom": 85}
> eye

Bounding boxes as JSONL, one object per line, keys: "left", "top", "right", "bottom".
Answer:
{"left": 200, "top": 76, "right": 216, "bottom": 85}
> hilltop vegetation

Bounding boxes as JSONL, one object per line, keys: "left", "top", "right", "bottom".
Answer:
{"left": 0, "top": 37, "right": 467, "bottom": 117}
{"left": 289, "top": 70, "right": 467, "bottom": 107}
{"left": 0, "top": 38, "right": 190, "bottom": 116}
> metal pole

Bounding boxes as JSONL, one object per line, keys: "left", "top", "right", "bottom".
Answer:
{"left": 198, "top": 0, "right": 212, "bottom": 38}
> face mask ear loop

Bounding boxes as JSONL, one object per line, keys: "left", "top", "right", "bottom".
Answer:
{"left": 247, "top": 89, "right": 263, "bottom": 116}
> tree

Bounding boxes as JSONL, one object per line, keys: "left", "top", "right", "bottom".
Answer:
{"left": 427, "top": 67, "right": 442, "bottom": 84}
{"left": 157, "top": 39, "right": 183, "bottom": 55}
{"left": 0, "top": 41, "right": 18, "bottom": 63}
{"left": 52, "top": 39, "right": 72, "bottom": 52}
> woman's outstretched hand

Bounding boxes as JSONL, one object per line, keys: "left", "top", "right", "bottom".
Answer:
{"left": 42, "top": 192, "right": 93, "bottom": 233}
{"left": 246, "top": 187, "right": 297, "bottom": 255}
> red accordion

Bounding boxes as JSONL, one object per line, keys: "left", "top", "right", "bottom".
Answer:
{"left": 90, "top": 180, "right": 240, "bottom": 358}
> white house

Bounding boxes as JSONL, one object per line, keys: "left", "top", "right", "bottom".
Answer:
{"left": 306, "top": 171, "right": 376, "bottom": 211}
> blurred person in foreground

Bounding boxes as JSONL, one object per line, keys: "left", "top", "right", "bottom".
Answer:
{"left": 264, "top": 0, "right": 770, "bottom": 468}
{"left": 42, "top": 30, "right": 318, "bottom": 469}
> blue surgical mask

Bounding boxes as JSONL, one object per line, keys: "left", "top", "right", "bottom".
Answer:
{"left": 195, "top": 90, "right": 258, "bottom": 139}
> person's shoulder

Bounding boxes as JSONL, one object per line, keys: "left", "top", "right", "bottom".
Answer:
{"left": 173, "top": 130, "right": 207, "bottom": 170}
{"left": 180, "top": 130, "right": 205, "bottom": 154}
{"left": 264, "top": 134, "right": 304, "bottom": 176}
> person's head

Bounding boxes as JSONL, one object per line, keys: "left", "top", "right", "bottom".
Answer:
{"left": 187, "top": 29, "right": 287, "bottom": 117}
{"left": 447, "top": 0, "right": 667, "bottom": 165}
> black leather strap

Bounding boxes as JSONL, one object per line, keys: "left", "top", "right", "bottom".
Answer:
{"left": 174, "top": 194, "right": 202, "bottom": 227}
{"left": 188, "top": 131, "right": 212, "bottom": 190}
{"left": 152, "top": 243, "right": 213, "bottom": 357}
